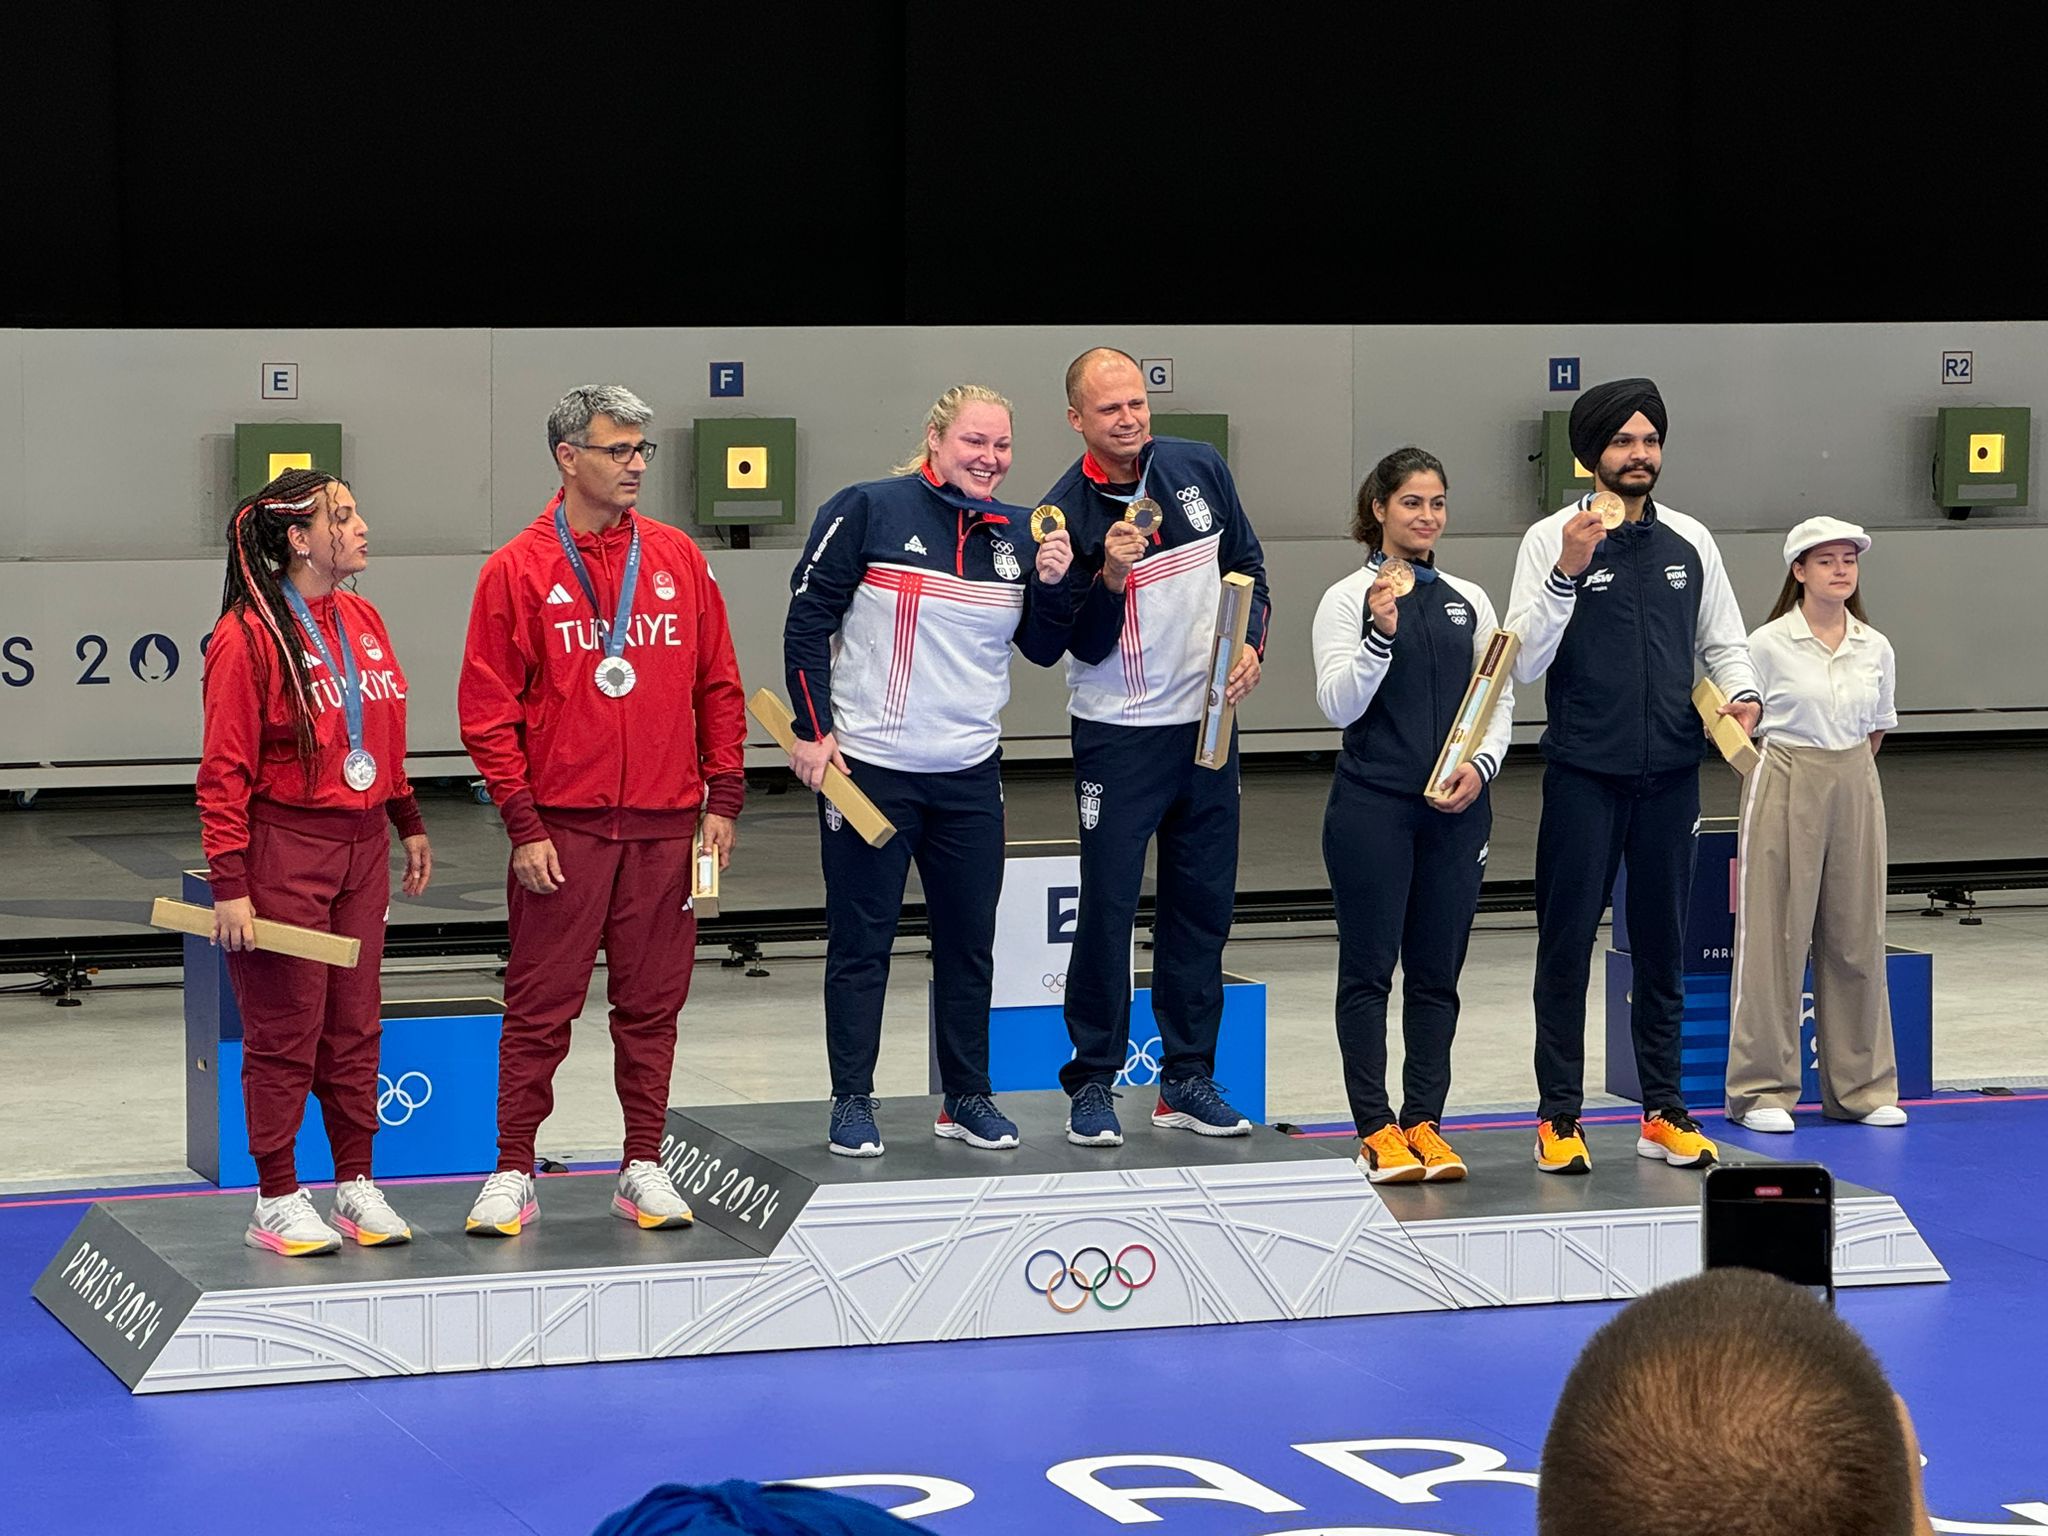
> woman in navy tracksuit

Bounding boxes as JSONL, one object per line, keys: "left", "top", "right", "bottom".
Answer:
{"left": 782, "top": 384, "right": 1076, "bottom": 1158}
{"left": 1314, "top": 447, "right": 1512, "bottom": 1184}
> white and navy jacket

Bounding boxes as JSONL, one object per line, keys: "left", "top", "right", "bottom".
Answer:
{"left": 783, "top": 467, "right": 1073, "bottom": 773}
{"left": 1312, "top": 555, "right": 1514, "bottom": 796}
{"left": 1506, "top": 494, "right": 1759, "bottom": 777}
{"left": 1032, "top": 437, "right": 1272, "bottom": 727}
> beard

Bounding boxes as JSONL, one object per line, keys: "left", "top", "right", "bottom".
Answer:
{"left": 1603, "top": 461, "right": 1659, "bottom": 496}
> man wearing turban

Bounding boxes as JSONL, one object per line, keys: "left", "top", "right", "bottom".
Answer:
{"left": 1504, "top": 377, "right": 1761, "bottom": 1177}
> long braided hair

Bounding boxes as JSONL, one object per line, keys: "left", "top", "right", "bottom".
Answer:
{"left": 218, "top": 468, "right": 349, "bottom": 761}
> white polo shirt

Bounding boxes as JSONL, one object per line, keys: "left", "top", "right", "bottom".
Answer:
{"left": 1748, "top": 604, "right": 1898, "bottom": 750}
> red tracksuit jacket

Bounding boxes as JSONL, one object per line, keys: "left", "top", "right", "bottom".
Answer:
{"left": 458, "top": 494, "right": 747, "bottom": 846}
{"left": 197, "top": 592, "right": 426, "bottom": 901}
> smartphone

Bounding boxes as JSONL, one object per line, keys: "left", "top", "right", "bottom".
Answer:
{"left": 1701, "top": 1162, "right": 1835, "bottom": 1306}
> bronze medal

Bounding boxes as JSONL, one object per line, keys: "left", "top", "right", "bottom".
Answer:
{"left": 1377, "top": 557, "right": 1415, "bottom": 597}
{"left": 1124, "top": 497, "right": 1162, "bottom": 534}
{"left": 1590, "top": 491, "right": 1626, "bottom": 531}
{"left": 1031, "top": 504, "right": 1066, "bottom": 543}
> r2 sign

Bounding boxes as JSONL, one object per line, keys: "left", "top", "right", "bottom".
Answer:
{"left": 1943, "top": 351, "right": 1973, "bottom": 384}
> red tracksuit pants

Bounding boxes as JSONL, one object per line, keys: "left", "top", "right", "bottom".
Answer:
{"left": 496, "top": 820, "right": 698, "bottom": 1172}
{"left": 225, "top": 817, "right": 391, "bottom": 1197}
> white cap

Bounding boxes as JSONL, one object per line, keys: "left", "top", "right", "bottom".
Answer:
{"left": 1783, "top": 516, "right": 1871, "bottom": 566}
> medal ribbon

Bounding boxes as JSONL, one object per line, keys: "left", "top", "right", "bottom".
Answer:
{"left": 281, "top": 584, "right": 367, "bottom": 767}
{"left": 1095, "top": 451, "right": 1161, "bottom": 544}
{"left": 1370, "top": 550, "right": 1438, "bottom": 585}
{"left": 554, "top": 499, "right": 643, "bottom": 665}
{"left": 1096, "top": 457, "right": 1154, "bottom": 511}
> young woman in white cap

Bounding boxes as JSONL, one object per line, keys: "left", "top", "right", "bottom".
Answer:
{"left": 1726, "top": 516, "right": 1905, "bottom": 1132}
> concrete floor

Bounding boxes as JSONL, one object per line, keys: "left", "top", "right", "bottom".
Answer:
{"left": 2, "top": 892, "right": 2040, "bottom": 1190}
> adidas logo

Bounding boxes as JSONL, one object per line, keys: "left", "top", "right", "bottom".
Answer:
{"left": 545, "top": 583, "right": 575, "bottom": 605}
{"left": 904, "top": 536, "right": 928, "bottom": 555}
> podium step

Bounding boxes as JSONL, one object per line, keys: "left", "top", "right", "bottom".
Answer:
{"left": 1368, "top": 1123, "right": 1946, "bottom": 1305}
{"left": 31, "top": 1094, "right": 1943, "bottom": 1394}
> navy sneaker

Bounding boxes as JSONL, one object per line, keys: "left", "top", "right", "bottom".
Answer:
{"left": 1152, "top": 1075, "right": 1252, "bottom": 1137}
{"left": 828, "top": 1094, "right": 884, "bottom": 1158}
{"left": 1066, "top": 1082, "right": 1125, "bottom": 1147}
{"left": 934, "top": 1092, "right": 1020, "bottom": 1150}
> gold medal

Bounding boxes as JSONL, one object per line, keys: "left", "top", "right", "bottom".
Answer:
{"left": 1030, "top": 504, "right": 1066, "bottom": 543}
{"left": 1377, "top": 557, "right": 1415, "bottom": 597}
{"left": 1590, "top": 491, "right": 1626, "bottom": 531}
{"left": 1125, "top": 497, "right": 1162, "bottom": 533}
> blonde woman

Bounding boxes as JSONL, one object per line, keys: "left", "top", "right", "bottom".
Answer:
{"left": 1727, "top": 517, "right": 1904, "bottom": 1132}
{"left": 782, "top": 386, "right": 1076, "bottom": 1156}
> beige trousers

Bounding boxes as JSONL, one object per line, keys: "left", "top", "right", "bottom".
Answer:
{"left": 1727, "top": 740, "right": 1898, "bottom": 1121}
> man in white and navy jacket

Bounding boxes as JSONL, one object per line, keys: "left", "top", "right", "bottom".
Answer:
{"left": 1506, "top": 377, "right": 1760, "bottom": 1177}
{"left": 1027, "top": 348, "right": 1272, "bottom": 1148}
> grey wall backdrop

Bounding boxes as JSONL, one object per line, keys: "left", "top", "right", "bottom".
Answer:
{"left": 2, "top": 323, "right": 2041, "bottom": 784}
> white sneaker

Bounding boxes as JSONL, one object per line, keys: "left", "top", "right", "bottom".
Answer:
{"left": 245, "top": 1189, "right": 342, "bottom": 1257}
{"left": 1737, "top": 1108, "right": 1796, "bottom": 1133}
{"left": 331, "top": 1176, "right": 413, "bottom": 1246}
{"left": 614, "top": 1160, "right": 693, "bottom": 1229}
{"left": 1860, "top": 1105, "right": 1909, "bottom": 1127}
{"left": 465, "top": 1169, "right": 538, "bottom": 1238}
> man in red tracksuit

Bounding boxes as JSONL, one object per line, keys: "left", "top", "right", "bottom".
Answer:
{"left": 458, "top": 384, "right": 747, "bottom": 1238}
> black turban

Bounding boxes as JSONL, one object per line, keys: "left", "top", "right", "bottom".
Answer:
{"left": 1569, "top": 377, "right": 1667, "bottom": 472}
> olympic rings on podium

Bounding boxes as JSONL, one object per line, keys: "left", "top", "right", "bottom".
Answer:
{"left": 1023, "top": 1244, "right": 1157, "bottom": 1313}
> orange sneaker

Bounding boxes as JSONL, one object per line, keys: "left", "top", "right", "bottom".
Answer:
{"left": 1535, "top": 1114, "right": 1591, "bottom": 1174}
{"left": 1638, "top": 1107, "right": 1718, "bottom": 1168}
{"left": 1357, "top": 1124, "right": 1426, "bottom": 1184}
{"left": 1404, "top": 1121, "right": 1467, "bottom": 1182}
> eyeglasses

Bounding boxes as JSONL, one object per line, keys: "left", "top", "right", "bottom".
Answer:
{"left": 570, "top": 439, "right": 658, "bottom": 465}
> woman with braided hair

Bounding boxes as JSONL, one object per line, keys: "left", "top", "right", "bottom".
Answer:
{"left": 196, "top": 468, "right": 433, "bottom": 1256}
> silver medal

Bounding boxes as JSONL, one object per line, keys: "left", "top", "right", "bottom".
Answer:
{"left": 343, "top": 748, "right": 378, "bottom": 792}
{"left": 595, "top": 656, "right": 638, "bottom": 698}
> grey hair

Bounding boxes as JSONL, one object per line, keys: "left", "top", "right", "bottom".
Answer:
{"left": 547, "top": 385, "right": 654, "bottom": 459}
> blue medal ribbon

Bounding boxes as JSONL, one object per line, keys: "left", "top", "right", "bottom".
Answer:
{"left": 1370, "top": 550, "right": 1439, "bottom": 585}
{"left": 1095, "top": 455, "right": 1154, "bottom": 512}
{"left": 281, "top": 584, "right": 370, "bottom": 786}
{"left": 553, "top": 500, "right": 643, "bottom": 666}
{"left": 1096, "top": 450, "right": 1164, "bottom": 544}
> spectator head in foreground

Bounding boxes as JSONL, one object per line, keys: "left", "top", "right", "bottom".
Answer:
{"left": 1538, "top": 1267, "right": 1929, "bottom": 1536}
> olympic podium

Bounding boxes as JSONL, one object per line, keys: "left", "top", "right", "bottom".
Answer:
{"left": 938, "top": 840, "right": 1269, "bottom": 1118}
{"left": 180, "top": 869, "right": 503, "bottom": 1187}
{"left": 1600, "top": 825, "right": 1935, "bottom": 1107}
{"left": 33, "top": 1091, "right": 1943, "bottom": 1395}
